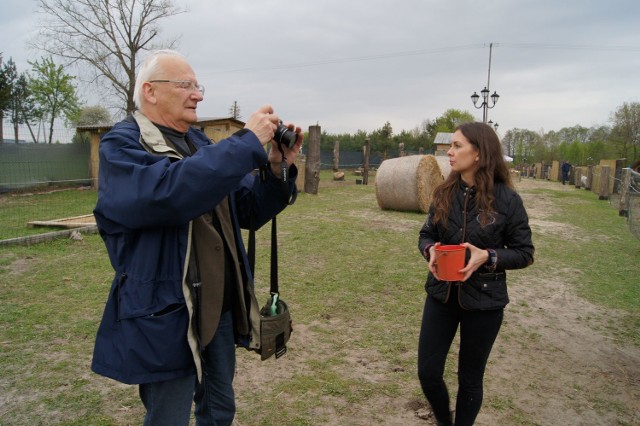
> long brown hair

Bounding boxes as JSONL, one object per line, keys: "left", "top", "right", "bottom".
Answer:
{"left": 431, "top": 122, "right": 513, "bottom": 227}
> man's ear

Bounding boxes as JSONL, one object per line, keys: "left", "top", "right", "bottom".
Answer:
{"left": 142, "top": 82, "right": 157, "bottom": 105}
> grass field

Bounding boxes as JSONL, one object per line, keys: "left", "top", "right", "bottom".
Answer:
{"left": 0, "top": 170, "right": 638, "bottom": 425}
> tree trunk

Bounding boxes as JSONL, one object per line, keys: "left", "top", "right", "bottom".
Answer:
{"left": 23, "top": 112, "right": 38, "bottom": 143}
{"left": 48, "top": 116, "right": 55, "bottom": 144}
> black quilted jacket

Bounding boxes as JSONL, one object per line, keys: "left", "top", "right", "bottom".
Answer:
{"left": 418, "top": 180, "right": 534, "bottom": 310}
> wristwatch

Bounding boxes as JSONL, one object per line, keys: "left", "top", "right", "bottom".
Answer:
{"left": 485, "top": 249, "right": 497, "bottom": 272}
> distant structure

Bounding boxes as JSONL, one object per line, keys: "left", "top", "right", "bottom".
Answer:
{"left": 433, "top": 132, "right": 452, "bottom": 156}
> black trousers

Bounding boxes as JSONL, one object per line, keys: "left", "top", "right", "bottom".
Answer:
{"left": 417, "top": 288, "right": 503, "bottom": 425}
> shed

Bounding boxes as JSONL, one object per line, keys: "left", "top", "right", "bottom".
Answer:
{"left": 434, "top": 132, "right": 452, "bottom": 156}
{"left": 194, "top": 117, "right": 245, "bottom": 143}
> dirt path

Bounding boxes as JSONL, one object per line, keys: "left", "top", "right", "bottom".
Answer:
{"left": 233, "top": 178, "right": 639, "bottom": 425}
{"left": 473, "top": 179, "right": 640, "bottom": 425}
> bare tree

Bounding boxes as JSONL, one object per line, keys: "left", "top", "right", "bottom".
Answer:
{"left": 34, "top": 0, "right": 183, "bottom": 114}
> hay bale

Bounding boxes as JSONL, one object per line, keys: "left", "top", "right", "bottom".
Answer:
{"left": 375, "top": 155, "right": 443, "bottom": 213}
{"left": 434, "top": 155, "right": 451, "bottom": 180}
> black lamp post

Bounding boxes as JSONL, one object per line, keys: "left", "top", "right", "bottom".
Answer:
{"left": 471, "top": 89, "right": 499, "bottom": 123}
{"left": 471, "top": 43, "right": 500, "bottom": 124}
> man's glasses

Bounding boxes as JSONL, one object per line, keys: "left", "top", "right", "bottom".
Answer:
{"left": 149, "top": 80, "right": 205, "bottom": 95}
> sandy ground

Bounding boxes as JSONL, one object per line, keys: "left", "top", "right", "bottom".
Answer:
{"left": 232, "top": 178, "right": 640, "bottom": 426}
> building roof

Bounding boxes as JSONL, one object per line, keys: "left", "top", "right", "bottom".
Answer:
{"left": 196, "top": 117, "right": 245, "bottom": 126}
{"left": 434, "top": 132, "right": 452, "bottom": 146}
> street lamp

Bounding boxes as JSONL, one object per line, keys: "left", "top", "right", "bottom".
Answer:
{"left": 487, "top": 120, "right": 499, "bottom": 131}
{"left": 471, "top": 88, "right": 499, "bottom": 124}
{"left": 470, "top": 43, "right": 500, "bottom": 124}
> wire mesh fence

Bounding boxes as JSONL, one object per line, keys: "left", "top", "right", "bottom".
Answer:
{"left": 2, "top": 129, "right": 639, "bottom": 244}
{"left": 1, "top": 121, "right": 76, "bottom": 145}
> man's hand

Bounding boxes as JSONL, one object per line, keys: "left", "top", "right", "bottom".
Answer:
{"left": 268, "top": 123, "right": 303, "bottom": 176}
{"left": 244, "top": 105, "right": 279, "bottom": 145}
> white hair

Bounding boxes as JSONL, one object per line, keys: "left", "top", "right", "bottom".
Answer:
{"left": 133, "top": 50, "right": 186, "bottom": 110}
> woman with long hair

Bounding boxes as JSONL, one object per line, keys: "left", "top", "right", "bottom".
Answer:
{"left": 417, "top": 122, "right": 534, "bottom": 425}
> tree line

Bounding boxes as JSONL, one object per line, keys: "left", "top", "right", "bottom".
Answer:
{"left": 501, "top": 106, "right": 640, "bottom": 167}
{"left": 315, "top": 105, "right": 640, "bottom": 167}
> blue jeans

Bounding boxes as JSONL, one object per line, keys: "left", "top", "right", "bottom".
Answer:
{"left": 417, "top": 289, "right": 503, "bottom": 426}
{"left": 139, "top": 309, "right": 237, "bottom": 426}
{"left": 194, "top": 308, "right": 237, "bottom": 426}
{"left": 139, "top": 374, "right": 195, "bottom": 426}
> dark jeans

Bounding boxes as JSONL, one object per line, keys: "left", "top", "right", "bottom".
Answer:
{"left": 139, "top": 309, "right": 237, "bottom": 426}
{"left": 139, "top": 375, "right": 195, "bottom": 426}
{"left": 417, "top": 289, "right": 503, "bottom": 426}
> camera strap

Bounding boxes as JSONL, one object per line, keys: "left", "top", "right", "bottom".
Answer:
{"left": 248, "top": 215, "right": 279, "bottom": 296}
{"left": 276, "top": 143, "right": 289, "bottom": 183}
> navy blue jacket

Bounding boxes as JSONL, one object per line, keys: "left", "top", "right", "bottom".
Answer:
{"left": 91, "top": 113, "right": 296, "bottom": 384}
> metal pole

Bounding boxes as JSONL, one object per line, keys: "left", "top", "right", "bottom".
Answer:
{"left": 484, "top": 43, "right": 493, "bottom": 124}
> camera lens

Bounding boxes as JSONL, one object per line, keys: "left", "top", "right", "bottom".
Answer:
{"left": 274, "top": 122, "right": 297, "bottom": 149}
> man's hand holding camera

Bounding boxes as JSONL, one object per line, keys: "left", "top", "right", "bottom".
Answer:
{"left": 244, "top": 105, "right": 303, "bottom": 179}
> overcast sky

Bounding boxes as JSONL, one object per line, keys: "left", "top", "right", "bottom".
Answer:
{"left": 1, "top": 0, "right": 639, "bottom": 135}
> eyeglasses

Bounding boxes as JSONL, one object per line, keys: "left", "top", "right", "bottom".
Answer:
{"left": 149, "top": 80, "right": 205, "bottom": 95}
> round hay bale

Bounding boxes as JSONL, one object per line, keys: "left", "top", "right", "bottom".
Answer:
{"left": 434, "top": 155, "right": 451, "bottom": 180}
{"left": 375, "top": 155, "right": 443, "bottom": 213}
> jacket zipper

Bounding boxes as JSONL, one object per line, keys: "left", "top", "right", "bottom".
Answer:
{"left": 456, "top": 186, "right": 471, "bottom": 309}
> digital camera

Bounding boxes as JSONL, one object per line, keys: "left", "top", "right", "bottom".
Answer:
{"left": 274, "top": 121, "right": 297, "bottom": 149}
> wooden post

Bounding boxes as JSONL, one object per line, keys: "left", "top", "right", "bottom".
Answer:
{"left": 574, "top": 168, "right": 582, "bottom": 189}
{"left": 618, "top": 168, "right": 631, "bottom": 217}
{"left": 598, "top": 166, "right": 610, "bottom": 200}
{"left": 613, "top": 159, "right": 624, "bottom": 193}
{"left": 585, "top": 165, "right": 593, "bottom": 190}
{"left": 363, "top": 138, "right": 371, "bottom": 185}
{"left": 89, "top": 131, "right": 101, "bottom": 189}
{"left": 332, "top": 140, "right": 340, "bottom": 172}
{"left": 304, "top": 124, "right": 321, "bottom": 194}
{"left": 294, "top": 154, "right": 306, "bottom": 193}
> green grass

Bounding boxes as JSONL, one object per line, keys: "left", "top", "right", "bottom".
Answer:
{"left": 0, "top": 171, "right": 638, "bottom": 424}
{"left": 521, "top": 186, "right": 639, "bottom": 344}
{"left": 0, "top": 187, "right": 97, "bottom": 240}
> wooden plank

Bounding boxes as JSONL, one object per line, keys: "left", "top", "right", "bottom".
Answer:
{"left": 27, "top": 214, "right": 96, "bottom": 229}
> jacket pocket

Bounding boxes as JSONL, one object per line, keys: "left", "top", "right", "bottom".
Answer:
{"left": 459, "top": 272, "right": 509, "bottom": 310}
{"left": 119, "top": 303, "right": 193, "bottom": 377}
{"left": 117, "top": 276, "right": 184, "bottom": 320}
{"left": 425, "top": 273, "right": 451, "bottom": 303}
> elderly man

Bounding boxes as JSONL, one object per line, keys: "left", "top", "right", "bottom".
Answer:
{"left": 91, "top": 50, "right": 302, "bottom": 425}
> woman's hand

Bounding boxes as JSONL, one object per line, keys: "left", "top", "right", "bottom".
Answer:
{"left": 428, "top": 242, "right": 441, "bottom": 280}
{"left": 459, "top": 242, "right": 490, "bottom": 281}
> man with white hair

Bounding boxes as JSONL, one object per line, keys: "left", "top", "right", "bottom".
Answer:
{"left": 91, "top": 50, "right": 302, "bottom": 425}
